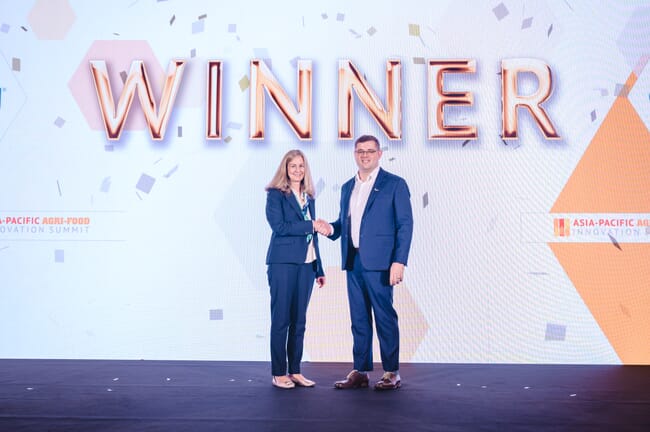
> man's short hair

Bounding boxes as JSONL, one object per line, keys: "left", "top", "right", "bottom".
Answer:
{"left": 354, "top": 134, "right": 380, "bottom": 150}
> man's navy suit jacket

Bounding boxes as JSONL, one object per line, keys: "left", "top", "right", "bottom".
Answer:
{"left": 330, "top": 168, "right": 413, "bottom": 271}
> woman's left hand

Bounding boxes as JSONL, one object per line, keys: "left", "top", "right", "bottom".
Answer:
{"left": 316, "top": 276, "right": 326, "bottom": 288}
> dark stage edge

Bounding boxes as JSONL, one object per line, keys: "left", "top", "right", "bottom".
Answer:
{"left": 1, "top": 360, "right": 649, "bottom": 431}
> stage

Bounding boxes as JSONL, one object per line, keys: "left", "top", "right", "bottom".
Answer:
{"left": 1, "top": 360, "right": 649, "bottom": 431}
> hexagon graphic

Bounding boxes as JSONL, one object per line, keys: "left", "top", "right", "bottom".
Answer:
{"left": 28, "top": 0, "right": 76, "bottom": 40}
{"left": 69, "top": 40, "right": 165, "bottom": 133}
{"left": 615, "top": 6, "right": 650, "bottom": 71}
{"left": 304, "top": 266, "right": 429, "bottom": 362}
{"left": 550, "top": 58, "right": 650, "bottom": 365}
{"left": 0, "top": 52, "right": 28, "bottom": 143}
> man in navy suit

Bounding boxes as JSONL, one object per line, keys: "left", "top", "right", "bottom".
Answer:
{"left": 318, "top": 134, "right": 413, "bottom": 391}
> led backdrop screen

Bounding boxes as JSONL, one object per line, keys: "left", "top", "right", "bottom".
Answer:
{"left": 1, "top": 0, "right": 649, "bottom": 364}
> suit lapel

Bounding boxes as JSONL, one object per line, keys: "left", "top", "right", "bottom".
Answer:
{"left": 362, "top": 168, "right": 386, "bottom": 217}
{"left": 341, "top": 178, "right": 354, "bottom": 219}
{"left": 285, "top": 191, "right": 304, "bottom": 219}
{"left": 308, "top": 197, "right": 315, "bottom": 219}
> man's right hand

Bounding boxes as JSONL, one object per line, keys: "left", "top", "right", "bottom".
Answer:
{"left": 313, "top": 219, "right": 333, "bottom": 236}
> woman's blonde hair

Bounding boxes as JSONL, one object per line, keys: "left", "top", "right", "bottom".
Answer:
{"left": 265, "top": 149, "right": 315, "bottom": 197}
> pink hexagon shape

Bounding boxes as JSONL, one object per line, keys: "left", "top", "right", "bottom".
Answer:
{"left": 68, "top": 40, "right": 165, "bottom": 132}
{"left": 28, "top": 0, "right": 76, "bottom": 40}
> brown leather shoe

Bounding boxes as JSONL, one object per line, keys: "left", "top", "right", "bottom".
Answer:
{"left": 334, "top": 370, "right": 369, "bottom": 389}
{"left": 374, "top": 372, "right": 401, "bottom": 390}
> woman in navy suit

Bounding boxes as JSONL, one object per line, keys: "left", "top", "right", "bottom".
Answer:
{"left": 265, "top": 149, "right": 326, "bottom": 389}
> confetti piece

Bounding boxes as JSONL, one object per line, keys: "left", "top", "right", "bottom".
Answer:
{"left": 413, "top": 57, "right": 425, "bottom": 64}
{"left": 166, "top": 378, "right": 171, "bottom": 381}
{"left": 113, "top": 378, "right": 119, "bottom": 381}
{"left": 226, "top": 121, "right": 242, "bottom": 130}
{"left": 595, "top": 88, "right": 608, "bottom": 96}
{"left": 136, "top": 191, "right": 143, "bottom": 200}
{"left": 57, "top": 180, "right": 62, "bottom": 196}
{"left": 154, "top": 158, "right": 163, "bottom": 165}
{"left": 321, "top": 13, "right": 328, "bottom": 19}
{"left": 163, "top": 164, "right": 179, "bottom": 178}
{"left": 239, "top": 75, "right": 250, "bottom": 91}
{"left": 136, "top": 173, "right": 155, "bottom": 194}
{"left": 590, "top": 110, "right": 596, "bottom": 122}
{"left": 423, "top": 192, "right": 429, "bottom": 208}
{"left": 26, "top": 387, "right": 33, "bottom": 391}
{"left": 608, "top": 233, "right": 622, "bottom": 250}
{"left": 54, "top": 250, "right": 64, "bottom": 263}
{"left": 120, "top": 71, "right": 127, "bottom": 83}
{"left": 569, "top": 394, "right": 576, "bottom": 397}
{"left": 290, "top": 56, "right": 299, "bottom": 68}
{"left": 107, "top": 388, "right": 113, "bottom": 392}
{"left": 367, "top": 27, "right": 376, "bottom": 36}
{"left": 248, "top": 379, "right": 252, "bottom": 382}
{"left": 209, "top": 309, "right": 224, "bottom": 320}
{"left": 190, "top": 48, "right": 196, "bottom": 58}
{"left": 462, "top": 139, "right": 470, "bottom": 147}
{"left": 0, "top": 23, "right": 9, "bottom": 33}
{"left": 113, "top": 32, "right": 120, "bottom": 36}
{"left": 481, "top": 386, "right": 487, "bottom": 389}
{"left": 615, "top": 83, "right": 629, "bottom": 98}
{"left": 337, "top": 13, "right": 345, "bottom": 21}
{"left": 524, "top": 386, "right": 530, "bottom": 389}
{"left": 545, "top": 323, "right": 566, "bottom": 341}
{"left": 11, "top": 57, "right": 20, "bottom": 72}
{"left": 388, "top": 157, "right": 396, "bottom": 161}
{"left": 198, "top": 14, "right": 207, "bottom": 20}
{"left": 177, "top": 126, "right": 183, "bottom": 137}
{"left": 229, "top": 379, "right": 235, "bottom": 382}
{"left": 349, "top": 29, "right": 362, "bottom": 38}
{"left": 21, "top": 26, "right": 27, "bottom": 32}
{"left": 408, "top": 23, "right": 420, "bottom": 36}
{"left": 254, "top": 48, "right": 271, "bottom": 60}
{"left": 521, "top": 17, "right": 533, "bottom": 29}
{"left": 224, "top": 135, "right": 232, "bottom": 143}
{"left": 228, "top": 24, "right": 236, "bottom": 33}
{"left": 100, "top": 177, "right": 111, "bottom": 193}
{"left": 192, "top": 20, "right": 205, "bottom": 34}
{"left": 547, "top": 24, "right": 553, "bottom": 37}
{"left": 456, "top": 383, "right": 461, "bottom": 387}
{"left": 54, "top": 117, "right": 65, "bottom": 128}
{"left": 169, "top": 15, "right": 175, "bottom": 26}
{"left": 493, "top": 3, "right": 509, "bottom": 20}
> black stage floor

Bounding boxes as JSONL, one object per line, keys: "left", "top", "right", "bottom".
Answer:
{"left": 1, "top": 360, "right": 649, "bottom": 431}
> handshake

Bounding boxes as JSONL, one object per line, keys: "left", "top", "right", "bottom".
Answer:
{"left": 312, "top": 219, "right": 332, "bottom": 236}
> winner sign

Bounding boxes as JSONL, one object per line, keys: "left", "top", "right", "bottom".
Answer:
{"left": 89, "top": 58, "right": 560, "bottom": 142}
